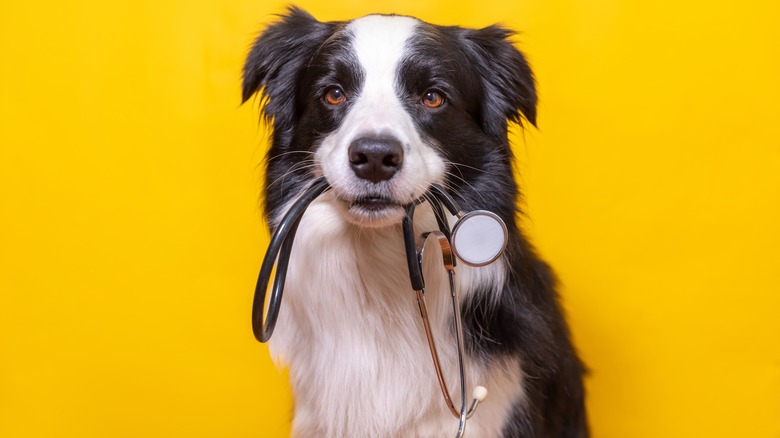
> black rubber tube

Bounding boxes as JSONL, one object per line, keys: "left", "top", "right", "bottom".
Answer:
{"left": 252, "top": 177, "right": 330, "bottom": 342}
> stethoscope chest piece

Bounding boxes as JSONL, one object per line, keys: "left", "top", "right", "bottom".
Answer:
{"left": 451, "top": 211, "right": 508, "bottom": 267}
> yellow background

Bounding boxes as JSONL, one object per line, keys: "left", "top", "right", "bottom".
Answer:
{"left": 1, "top": 0, "right": 778, "bottom": 436}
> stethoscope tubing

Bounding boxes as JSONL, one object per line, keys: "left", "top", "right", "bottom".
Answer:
{"left": 252, "top": 177, "right": 490, "bottom": 437}
{"left": 252, "top": 177, "right": 331, "bottom": 342}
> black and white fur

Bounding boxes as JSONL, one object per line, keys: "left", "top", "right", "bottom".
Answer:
{"left": 242, "top": 7, "right": 588, "bottom": 437}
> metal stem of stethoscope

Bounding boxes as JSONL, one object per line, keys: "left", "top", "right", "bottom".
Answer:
{"left": 410, "top": 201, "right": 491, "bottom": 437}
{"left": 253, "top": 177, "right": 507, "bottom": 437}
{"left": 414, "top": 232, "right": 486, "bottom": 438}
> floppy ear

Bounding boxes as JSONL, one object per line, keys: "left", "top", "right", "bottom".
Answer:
{"left": 463, "top": 26, "right": 537, "bottom": 136}
{"left": 242, "top": 7, "right": 332, "bottom": 131}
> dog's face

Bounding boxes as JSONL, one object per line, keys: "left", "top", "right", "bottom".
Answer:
{"left": 243, "top": 8, "right": 536, "bottom": 228}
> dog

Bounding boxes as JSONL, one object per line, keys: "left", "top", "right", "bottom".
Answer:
{"left": 242, "top": 7, "right": 588, "bottom": 437}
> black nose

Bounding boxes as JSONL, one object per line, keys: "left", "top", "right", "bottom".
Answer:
{"left": 348, "top": 136, "right": 404, "bottom": 183}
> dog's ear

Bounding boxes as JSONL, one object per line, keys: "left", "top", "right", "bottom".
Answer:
{"left": 242, "top": 7, "right": 332, "bottom": 130}
{"left": 463, "top": 25, "right": 537, "bottom": 135}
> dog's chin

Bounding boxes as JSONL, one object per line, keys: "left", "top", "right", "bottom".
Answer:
{"left": 340, "top": 196, "right": 407, "bottom": 229}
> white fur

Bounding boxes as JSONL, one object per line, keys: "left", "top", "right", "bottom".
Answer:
{"left": 269, "top": 14, "right": 525, "bottom": 437}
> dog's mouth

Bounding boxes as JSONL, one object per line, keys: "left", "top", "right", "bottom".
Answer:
{"left": 349, "top": 195, "right": 399, "bottom": 210}
{"left": 339, "top": 193, "right": 408, "bottom": 228}
{"left": 325, "top": 176, "right": 427, "bottom": 228}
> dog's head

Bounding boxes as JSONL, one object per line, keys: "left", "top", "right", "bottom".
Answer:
{"left": 243, "top": 7, "right": 536, "bottom": 228}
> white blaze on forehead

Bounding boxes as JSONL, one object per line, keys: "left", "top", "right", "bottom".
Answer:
{"left": 315, "top": 13, "right": 445, "bottom": 225}
{"left": 346, "top": 15, "right": 418, "bottom": 105}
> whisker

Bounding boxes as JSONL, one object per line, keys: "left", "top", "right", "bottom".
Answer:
{"left": 449, "top": 161, "right": 490, "bottom": 175}
{"left": 267, "top": 150, "right": 317, "bottom": 163}
{"left": 267, "top": 160, "right": 318, "bottom": 191}
{"left": 421, "top": 192, "right": 448, "bottom": 227}
{"left": 442, "top": 170, "right": 488, "bottom": 205}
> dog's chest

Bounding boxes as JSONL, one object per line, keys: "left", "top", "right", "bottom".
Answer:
{"left": 267, "top": 200, "right": 520, "bottom": 437}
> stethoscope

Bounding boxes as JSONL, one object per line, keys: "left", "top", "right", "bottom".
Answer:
{"left": 252, "top": 177, "right": 509, "bottom": 438}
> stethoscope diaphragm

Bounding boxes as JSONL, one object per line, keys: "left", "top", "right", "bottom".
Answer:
{"left": 450, "top": 210, "right": 508, "bottom": 267}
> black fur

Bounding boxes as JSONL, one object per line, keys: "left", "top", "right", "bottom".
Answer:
{"left": 243, "top": 7, "right": 588, "bottom": 437}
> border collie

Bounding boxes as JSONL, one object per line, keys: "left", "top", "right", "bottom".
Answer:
{"left": 242, "top": 7, "right": 588, "bottom": 437}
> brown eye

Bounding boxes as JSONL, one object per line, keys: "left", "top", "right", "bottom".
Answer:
{"left": 421, "top": 90, "right": 444, "bottom": 108}
{"left": 324, "top": 87, "right": 346, "bottom": 105}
